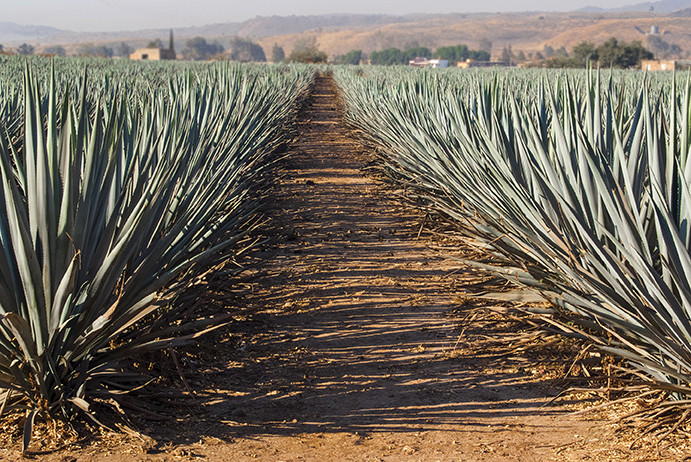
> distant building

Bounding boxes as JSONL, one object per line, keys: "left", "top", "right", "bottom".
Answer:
{"left": 130, "top": 30, "right": 176, "bottom": 61}
{"left": 409, "top": 57, "right": 449, "bottom": 68}
{"left": 457, "top": 59, "right": 509, "bottom": 69}
{"left": 641, "top": 59, "right": 676, "bottom": 71}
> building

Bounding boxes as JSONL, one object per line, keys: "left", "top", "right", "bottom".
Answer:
{"left": 641, "top": 59, "right": 676, "bottom": 71}
{"left": 408, "top": 57, "right": 449, "bottom": 68}
{"left": 457, "top": 59, "right": 509, "bottom": 69}
{"left": 130, "top": 30, "right": 176, "bottom": 61}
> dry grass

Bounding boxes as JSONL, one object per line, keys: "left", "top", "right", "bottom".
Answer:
{"left": 256, "top": 12, "right": 691, "bottom": 60}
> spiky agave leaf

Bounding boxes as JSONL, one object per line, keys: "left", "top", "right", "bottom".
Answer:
{"left": 0, "top": 61, "right": 313, "bottom": 432}
{"left": 335, "top": 66, "right": 691, "bottom": 396}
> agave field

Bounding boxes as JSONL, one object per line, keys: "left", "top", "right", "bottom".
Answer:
{"left": 2, "top": 52, "right": 691, "bottom": 452}
{"left": 0, "top": 56, "right": 313, "bottom": 448}
{"left": 335, "top": 66, "right": 691, "bottom": 405}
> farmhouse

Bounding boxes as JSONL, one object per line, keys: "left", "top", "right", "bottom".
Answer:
{"left": 130, "top": 30, "right": 176, "bottom": 60}
{"left": 409, "top": 57, "right": 449, "bottom": 68}
{"left": 641, "top": 59, "right": 676, "bottom": 71}
{"left": 457, "top": 59, "right": 509, "bottom": 69}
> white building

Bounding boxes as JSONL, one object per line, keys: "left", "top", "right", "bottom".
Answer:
{"left": 408, "top": 57, "right": 449, "bottom": 68}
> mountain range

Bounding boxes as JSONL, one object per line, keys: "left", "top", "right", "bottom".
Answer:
{"left": 581, "top": 0, "right": 689, "bottom": 12}
{"left": 1, "top": 0, "right": 691, "bottom": 60}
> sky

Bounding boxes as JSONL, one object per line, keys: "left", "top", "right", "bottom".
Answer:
{"left": 5, "top": 0, "right": 643, "bottom": 32}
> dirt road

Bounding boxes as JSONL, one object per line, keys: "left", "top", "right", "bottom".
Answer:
{"left": 170, "top": 74, "right": 613, "bottom": 461}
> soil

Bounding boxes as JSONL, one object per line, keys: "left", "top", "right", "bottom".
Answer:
{"left": 1, "top": 74, "right": 686, "bottom": 461}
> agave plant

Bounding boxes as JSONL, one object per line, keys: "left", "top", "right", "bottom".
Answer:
{"left": 0, "top": 60, "right": 312, "bottom": 445}
{"left": 335, "top": 66, "right": 691, "bottom": 397}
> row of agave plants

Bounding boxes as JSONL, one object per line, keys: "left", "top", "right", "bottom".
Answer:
{"left": 0, "top": 56, "right": 314, "bottom": 446}
{"left": 334, "top": 66, "right": 691, "bottom": 400}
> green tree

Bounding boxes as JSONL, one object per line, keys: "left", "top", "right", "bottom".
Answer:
{"left": 337, "top": 49, "right": 362, "bottom": 65}
{"left": 77, "top": 43, "right": 113, "bottom": 58}
{"left": 370, "top": 48, "right": 404, "bottom": 65}
{"left": 435, "top": 44, "right": 469, "bottom": 64}
{"left": 554, "top": 46, "right": 569, "bottom": 58}
{"left": 229, "top": 37, "right": 266, "bottom": 62}
{"left": 114, "top": 42, "right": 132, "bottom": 58}
{"left": 434, "top": 44, "right": 490, "bottom": 64}
{"left": 468, "top": 50, "right": 490, "bottom": 61}
{"left": 44, "top": 45, "right": 66, "bottom": 57}
{"left": 501, "top": 45, "right": 514, "bottom": 64}
{"left": 287, "top": 37, "right": 327, "bottom": 63}
{"left": 572, "top": 41, "right": 598, "bottom": 65}
{"left": 17, "top": 43, "right": 34, "bottom": 55}
{"left": 596, "top": 38, "right": 622, "bottom": 67}
{"left": 181, "top": 37, "right": 224, "bottom": 61}
{"left": 271, "top": 43, "right": 285, "bottom": 63}
{"left": 403, "top": 47, "right": 432, "bottom": 62}
{"left": 147, "top": 38, "right": 163, "bottom": 48}
{"left": 596, "top": 38, "right": 652, "bottom": 68}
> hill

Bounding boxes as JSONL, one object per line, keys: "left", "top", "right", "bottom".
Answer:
{"left": 581, "top": 0, "right": 691, "bottom": 12}
{"left": 0, "top": 22, "right": 65, "bottom": 43}
{"left": 3, "top": 10, "right": 691, "bottom": 62}
{"left": 252, "top": 12, "right": 691, "bottom": 61}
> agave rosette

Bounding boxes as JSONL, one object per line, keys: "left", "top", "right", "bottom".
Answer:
{"left": 335, "top": 66, "right": 691, "bottom": 395}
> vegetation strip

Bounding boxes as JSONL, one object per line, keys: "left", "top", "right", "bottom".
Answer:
{"left": 0, "top": 57, "right": 313, "bottom": 449}
{"left": 335, "top": 65, "right": 691, "bottom": 404}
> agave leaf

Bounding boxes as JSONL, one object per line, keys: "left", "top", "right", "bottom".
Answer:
{"left": 22, "top": 409, "right": 37, "bottom": 453}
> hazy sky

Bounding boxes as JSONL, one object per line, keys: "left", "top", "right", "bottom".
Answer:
{"left": 6, "top": 0, "right": 641, "bottom": 32}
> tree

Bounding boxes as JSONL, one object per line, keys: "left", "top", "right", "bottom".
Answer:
{"left": 618, "top": 40, "right": 653, "bottom": 67}
{"left": 500, "top": 45, "right": 514, "bottom": 64}
{"left": 370, "top": 48, "right": 404, "bottom": 65}
{"left": 147, "top": 38, "right": 163, "bottom": 48}
{"left": 516, "top": 50, "right": 527, "bottom": 62}
{"left": 271, "top": 43, "right": 285, "bottom": 63}
{"left": 572, "top": 41, "right": 598, "bottom": 65}
{"left": 337, "top": 49, "right": 362, "bottom": 65}
{"left": 44, "top": 45, "right": 66, "bottom": 56}
{"left": 435, "top": 44, "right": 470, "bottom": 64}
{"left": 181, "top": 37, "right": 224, "bottom": 61}
{"left": 434, "top": 44, "right": 489, "bottom": 64}
{"left": 287, "top": 37, "right": 327, "bottom": 64}
{"left": 17, "top": 43, "right": 34, "bottom": 55}
{"left": 403, "top": 47, "right": 432, "bottom": 62}
{"left": 229, "top": 37, "right": 266, "bottom": 62}
{"left": 77, "top": 43, "right": 113, "bottom": 58}
{"left": 554, "top": 46, "right": 569, "bottom": 58}
{"left": 596, "top": 38, "right": 621, "bottom": 67}
{"left": 596, "top": 38, "right": 652, "bottom": 68}
{"left": 468, "top": 50, "right": 490, "bottom": 61}
{"left": 0, "top": 44, "right": 3, "bottom": 53}
{"left": 114, "top": 42, "right": 132, "bottom": 58}
{"left": 543, "top": 45, "right": 555, "bottom": 58}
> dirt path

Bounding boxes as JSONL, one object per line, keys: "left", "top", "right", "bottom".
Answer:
{"left": 2, "top": 75, "right": 659, "bottom": 461}
{"left": 165, "top": 75, "right": 616, "bottom": 461}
